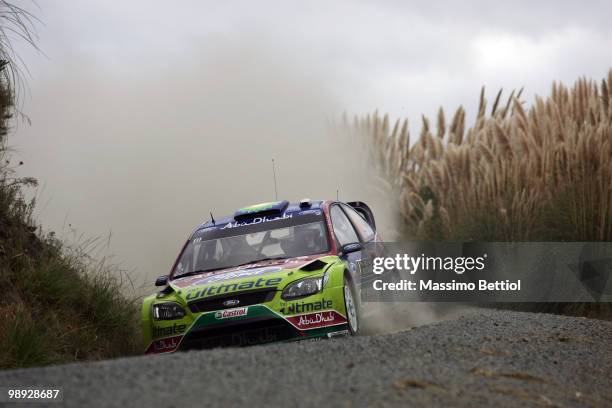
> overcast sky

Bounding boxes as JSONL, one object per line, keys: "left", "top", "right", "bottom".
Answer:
{"left": 10, "top": 1, "right": 612, "bottom": 289}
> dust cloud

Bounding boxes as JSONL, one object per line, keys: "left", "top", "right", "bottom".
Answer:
{"left": 15, "top": 35, "right": 462, "bottom": 330}
{"left": 16, "top": 40, "right": 389, "bottom": 288}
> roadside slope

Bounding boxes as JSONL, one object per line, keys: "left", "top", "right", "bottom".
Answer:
{"left": 1, "top": 310, "right": 610, "bottom": 407}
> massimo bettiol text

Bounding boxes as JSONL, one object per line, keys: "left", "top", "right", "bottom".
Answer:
{"left": 358, "top": 242, "right": 612, "bottom": 302}
{"left": 372, "top": 252, "right": 521, "bottom": 291}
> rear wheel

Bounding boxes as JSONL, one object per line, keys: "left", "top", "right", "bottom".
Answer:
{"left": 343, "top": 277, "right": 359, "bottom": 335}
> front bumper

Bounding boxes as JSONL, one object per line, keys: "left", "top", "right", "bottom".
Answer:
{"left": 145, "top": 304, "right": 348, "bottom": 354}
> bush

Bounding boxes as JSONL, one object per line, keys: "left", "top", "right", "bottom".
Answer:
{"left": 0, "top": 2, "right": 141, "bottom": 369}
{"left": 0, "top": 184, "right": 141, "bottom": 369}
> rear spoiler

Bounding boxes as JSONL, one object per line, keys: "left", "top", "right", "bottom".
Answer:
{"left": 347, "top": 201, "right": 376, "bottom": 229}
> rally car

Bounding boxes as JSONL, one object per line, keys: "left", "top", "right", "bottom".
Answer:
{"left": 142, "top": 199, "right": 378, "bottom": 354}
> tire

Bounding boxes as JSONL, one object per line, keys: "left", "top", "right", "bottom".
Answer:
{"left": 343, "top": 276, "right": 360, "bottom": 335}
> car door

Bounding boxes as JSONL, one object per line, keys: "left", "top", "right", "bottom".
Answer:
{"left": 330, "top": 204, "right": 363, "bottom": 286}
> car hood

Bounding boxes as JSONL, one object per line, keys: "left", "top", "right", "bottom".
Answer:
{"left": 169, "top": 255, "right": 333, "bottom": 302}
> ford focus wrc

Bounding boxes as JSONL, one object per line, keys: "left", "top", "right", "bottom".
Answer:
{"left": 142, "top": 199, "right": 378, "bottom": 354}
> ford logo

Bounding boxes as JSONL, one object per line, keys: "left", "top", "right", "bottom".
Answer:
{"left": 223, "top": 299, "right": 240, "bottom": 307}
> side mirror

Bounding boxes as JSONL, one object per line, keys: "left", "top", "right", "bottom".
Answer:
{"left": 340, "top": 242, "right": 362, "bottom": 256}
{"left": 155, "top": 275, "right": 169, "bottom": 287}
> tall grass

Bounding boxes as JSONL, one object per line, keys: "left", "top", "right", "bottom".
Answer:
{"left": 0, "top": 230, "right": 141, "bottom": 368}
{"left": 0, "top": 2, "right": 141, "bottom": 369}
{"left": 0, "top": 124, "right": 142, "bottom": 369}
{"left": 345, "top": 71, "right": 612, "bottom": 242}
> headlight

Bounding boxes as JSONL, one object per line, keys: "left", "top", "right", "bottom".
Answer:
{"left": 282, "top": 274, "right": 328, "bottom": 300}
{"left": 152, "top": 302, "right": 185, "bottom": 320}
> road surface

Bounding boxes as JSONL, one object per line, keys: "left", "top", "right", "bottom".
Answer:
{"left": 0, "top": 310, "right": 610, "bottom": 407}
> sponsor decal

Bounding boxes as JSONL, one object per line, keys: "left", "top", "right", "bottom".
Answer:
{"left": 185, "top": 277, "right": 282, "bottom": 300}
{"left": 281, "top": 298, "right": 332, "bottom": 315}
{"left": 221, "top": 213, "right": 293, "bottom": 229}
{"left": 286, "top": 310, "right": 347, "bottom": 330}
{"left": 215, "top": 307, "right": 248, "bottom": 319}
{"left": 191, "top": 266, "right": 282, "bottom": 285}
{"left": 153, "top": 323, "right": 187, "bottom": 338}
{"left": 172, "top": 266, "right": 284, "bottom": 289}
{"left": 146, "top": 335, "right": 182, "bottom": 354}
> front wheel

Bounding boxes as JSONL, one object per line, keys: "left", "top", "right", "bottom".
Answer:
{"left": 343, "top": 277, "right": 359, "bottom": 335}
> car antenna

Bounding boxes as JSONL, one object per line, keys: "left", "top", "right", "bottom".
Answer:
{"left": 210, "top": 211, "right": 215, "bottom": 225}
{"left": 336, "top": 189, "right": 339, "bottom": 201}
{"left": 272, "top": 158, "right": 278, "bottom": 200}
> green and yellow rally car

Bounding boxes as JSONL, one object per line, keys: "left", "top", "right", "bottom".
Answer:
{"left": 142, "top": 199, "right": 378, "bottom": 354}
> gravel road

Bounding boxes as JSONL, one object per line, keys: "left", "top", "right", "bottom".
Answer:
{"left": 1, "top": 310, "right": 610, "bottom": 407}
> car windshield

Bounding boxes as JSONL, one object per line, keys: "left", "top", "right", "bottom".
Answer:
{"left": 172, "top": 218, "right": 329, "bottom": 278}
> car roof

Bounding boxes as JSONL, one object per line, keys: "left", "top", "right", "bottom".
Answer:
{"left": 194, "top": 200, "right": 326, "bottom": 233}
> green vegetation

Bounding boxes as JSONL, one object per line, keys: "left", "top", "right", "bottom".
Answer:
{"left": 346, "top": 71, "right": 612, "bottom": 318}
{"left": 0, "top": 2, "right": 140, "bottom": 369}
